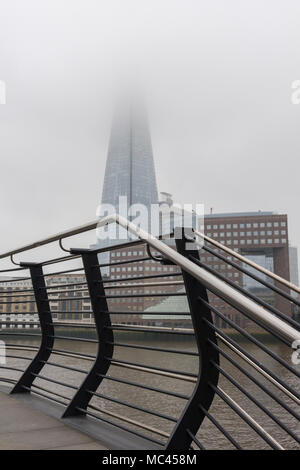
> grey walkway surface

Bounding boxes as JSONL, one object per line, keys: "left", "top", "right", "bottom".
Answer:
{"left": 0, "top": 390, "right": 107, "bottom": 450}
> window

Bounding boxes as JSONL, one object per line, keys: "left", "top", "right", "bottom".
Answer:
{"left": 267, "top": 239, "right": 272, "bottom": 244}
{"left": 275, "top": 239, "right": 279, "bottom": 243}
{"left": 281, "top": 239, "right": 287, "bottom": 243}
{"left": 226, "top": 224, "right": 231, "bottom": 229}
{"left": 281, "top": 222, "right": 286, "bottom": 227}
{"left": 267, "top": 223, "right": 272, "bottom": 227}
{"left": 247, "top": 240, "right": 251, "bottom": 244}
{"left": 233, "top": 224, "right": 238, "bottom": 229}
{"left": 267, "top": 231, "right": 272, "bottom": 235}
{"left": 253, "top": 223, "right": 258, "bottom": 228}
{"left": 260, "top": 239, "right": 265, "bottom": 244}
{"left": 220, "top": 232, "right": 224, "bottom": 237}
{"left": 240, "top": 240, "right": 245, "bottom": 244}
{"left": 253, "top": 231, "right": 258, "bottom": 236}
{"left": 274, "top": 230, "right": 279, "bottom": 235}
{"left": 260, "top": 223, "right": 265, "bottom": 227}
{"left": 246, "top": 223, "right": 251, "bottom": 228}
{"left": 220, "top": 224, "right": 224, "bottom": 229}
{"left": 233, "top": 240, "right": 238, "bottom": 245}
{"left": 206, "top": 225, "right": 211, "bottom": 229}
{"left": 260, "top": 231, "right": 265, "bottom": 236}
{"left": 227, "top": 240, "right": 232, "bottom": 245}
{"left": 274, "top": 222, "right": 279, "bottom": 227}
{"left": 254, "top": 239, "right": 259, "bottom": 244}
{"left": 233, "top": 232, "right": 238, "bottom": 236}
{"left": 240, "top": 224, "right": 244, "bottom": 228}
{"left": 240, "top": 231, "right": 245, "bottom": 236}
{"left": 247, "top": 231, "right": 251, "bottom": 236}
{"left": 281, "top": 230, "right": 286, "bottom": 235}
{"left": 213, "top": 224, "right": 218, "bottom": 229}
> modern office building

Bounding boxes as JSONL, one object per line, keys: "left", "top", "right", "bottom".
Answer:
{"left": 201, "top": 211, "right": 292, "bottom": 324}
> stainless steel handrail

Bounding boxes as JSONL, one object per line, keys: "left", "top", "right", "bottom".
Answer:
{"left": 1, "top": 214, "right": 299, "bottom": 345}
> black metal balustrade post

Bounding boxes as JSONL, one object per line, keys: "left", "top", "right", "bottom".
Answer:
{"left": 62, "top": 249, "right": 113, "bottom": 417}
{"left": 11, "top": 263, "right": 54, "bottom": 394}
{"left": 165, "top": 228, "right": 220, "bottom": 450}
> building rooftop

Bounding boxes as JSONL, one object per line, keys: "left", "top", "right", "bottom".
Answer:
{"left": 204, "top": 211, "right": 277, "bottom": 219}
{"left": 142, "top": 288, "right": 190, "bottom": 319}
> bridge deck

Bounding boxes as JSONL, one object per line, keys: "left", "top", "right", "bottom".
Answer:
{"left": 0, "top": 389, "right": 107, "bottom": 450}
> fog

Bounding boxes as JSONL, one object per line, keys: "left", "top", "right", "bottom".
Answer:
{"left": 0, "top": 0, "right": 299, "bottom": 268}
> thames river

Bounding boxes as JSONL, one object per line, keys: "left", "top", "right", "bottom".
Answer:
{"left": 1, "top": 332, "right": 299, "bottom": 450}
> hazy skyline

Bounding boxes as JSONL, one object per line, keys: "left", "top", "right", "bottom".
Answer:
{"left": 0, "top": 1, "right": 300, "bottom": 267}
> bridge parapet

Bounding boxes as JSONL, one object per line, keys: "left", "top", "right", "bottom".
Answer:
{"left": 0, "top": 215, "right": 299, "bottom": 450}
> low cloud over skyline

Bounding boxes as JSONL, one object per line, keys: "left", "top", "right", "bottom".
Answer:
{"left": 0, "top": 0, "right": 300, "bottom": 266}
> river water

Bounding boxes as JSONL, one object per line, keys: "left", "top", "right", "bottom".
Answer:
{"left": 1, "top": 332, "right": 299, "bottom": 450}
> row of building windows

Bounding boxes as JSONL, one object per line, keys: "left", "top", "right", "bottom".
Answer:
{"left": 206, "top": 221, "right": 286, "bottom": 230}
{"left": 111, "top": 250, "right": 144, "bottom": 257}
{"left": 206, "top": 238, "right": 287, "bottom": 246}
{"left": 207, "top": 230, "right": 286, "bottom": 238}
{"left": 110, "top": 266, "right": 174, "bottom": 273}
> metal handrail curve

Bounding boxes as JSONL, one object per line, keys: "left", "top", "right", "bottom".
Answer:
{"left": 0, "top": 213, "right": 299, "bottom": 345}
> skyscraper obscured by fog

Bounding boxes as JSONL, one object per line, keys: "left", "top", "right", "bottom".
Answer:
{"left": 101, "top": 102, "right": 158, "bottom": 212}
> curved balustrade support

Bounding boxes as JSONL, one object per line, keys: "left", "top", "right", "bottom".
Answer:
{"left": 11, "top": 263, "right": 54, "bottom": 393}
{"left": 165, "top": 229, "right": 220, "bottom": 450}
{"left": 62, "top": 249, "right": 114, "bottom": 418}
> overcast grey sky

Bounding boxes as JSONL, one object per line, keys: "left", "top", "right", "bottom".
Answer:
{"left": 0, "top": 0, "right": 300, "bottom": 266}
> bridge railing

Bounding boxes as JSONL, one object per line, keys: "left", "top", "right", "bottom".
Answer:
{"left": 0, "top": 215, "right": 299, "bottom": 450}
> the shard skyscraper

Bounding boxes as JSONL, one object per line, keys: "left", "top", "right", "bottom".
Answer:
{"left": 95, "top": 100, "right": 159, "bottom": 250}
{"left": 101, "top": 102, "right": 158, "bottom": 211}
